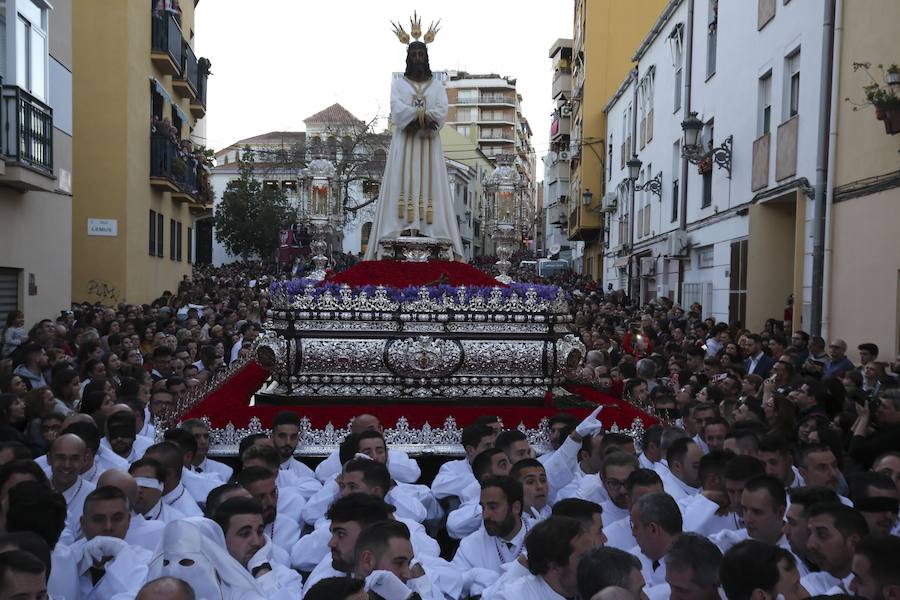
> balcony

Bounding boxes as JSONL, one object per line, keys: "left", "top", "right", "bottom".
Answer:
{"left": 454, "top": 94, "right": 515, "bottom": 106}
{"left": 151, "top": 13, "right": 183, "bottom": 77}
{"left": 173, "top": 43, "right": 199, "bottom": 100}
{"left": 751, "top": 133, "right": 770, "bottom": 191}
{"left": 775, "top": 116, "right": 798, "bottom": 181}
{"left": 190, "top": 66, "right": 208, "bottom": 119}
{"left": 0, "top": 85, "right": 55, "bottom": 192}
{"left": 567, "top": 205, "right": 602, "bottom": 242}
{"left": 478, "top": 129, "right": 515, "bottom": 143}
{"left": 550, "top": 115, "right": 570, "bottom": 140}
{"left": 150, "top": 133, "right": 209, "bottom": 205}
{"left": 552, "top": 70, "right": 572, "bottom": 99}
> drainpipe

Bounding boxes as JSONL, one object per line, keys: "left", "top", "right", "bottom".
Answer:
{"left": 629, "top": 68, "right": 639, "bottom": 299}
{"left": 810, "top": 0, "right": 837, "bottom": 336}
{"left": 820, "top": 0, "right": 842, "bottom": 340}
{"left": 677, "top": 0, "right": 695, "bottom": 305}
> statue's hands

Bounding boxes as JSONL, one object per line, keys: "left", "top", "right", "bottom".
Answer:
{"left": 424, "top": 116, "right": 439, "bottom": 130}
{"left": 404, "top": 120, "right": 421, "bottom": 134}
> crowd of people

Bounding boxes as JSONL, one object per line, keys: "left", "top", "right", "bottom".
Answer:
{"left": 0, "top": 258, "right": 899, "bottom": 600}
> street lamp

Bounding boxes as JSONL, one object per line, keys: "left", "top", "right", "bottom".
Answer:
{"left": 582, "top": 188, "right": 593, "bottom": 205}
{"left": 681, "top": 111, "right": 703, "bottom": 156}
{"left": 626, "top": 156, "right": 642, "bottom": 182}
{"left": 680, "top": 111, "right": 734, "bottom": 178}
{"left": 300, "top": 157, "right": 341, "bottom": 280}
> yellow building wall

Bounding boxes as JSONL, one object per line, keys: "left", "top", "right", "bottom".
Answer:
{"left": 73, "top": 1, "right": 196, "bottom": 305}
{"left": 828, "top": 0, "right": 900, "bottom": 359}
{"left": 746, "top": 201, "right": 797, "bottom": 332}
{"left": 574, "top": 0, "right": 667, "bottom": 280}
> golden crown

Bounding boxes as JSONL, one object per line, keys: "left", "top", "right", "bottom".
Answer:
{"left": 391, "top": 11, "right": 441, "bottom": 45}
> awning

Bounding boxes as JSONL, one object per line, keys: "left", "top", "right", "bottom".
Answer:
{"left": 149, "top": 77, "right": 172, "bottom": 104}
{"left": 172, "top": 102, "right": 190, "bottom": 125}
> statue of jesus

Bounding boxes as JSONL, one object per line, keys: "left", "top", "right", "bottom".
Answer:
{"left": 363, "top": 15, "right": 464, "bottom": 261}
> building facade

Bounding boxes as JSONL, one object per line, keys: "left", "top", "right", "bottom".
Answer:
{"left": 566, "top": 0, "right": 668, "bottom": 280}
{"left": 601, "top": 0, "right": 838, "bottom": 332}
{"left": 445, "top": 71, "right": 537, "bottom": 251}
{"left": 211, "top": 104, "right": 387, "bottom": 265}
{"left": 72, "top": 0, "right": 210, "bottom": 304}
{"left": 828, "top": 0, "right": 900, "bottom": 359}
{"left": 0, "top": 0, "right": 73, "bottom": 326}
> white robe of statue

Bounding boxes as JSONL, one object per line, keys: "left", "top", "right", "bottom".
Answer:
{"left": 364, "top": 74, "right": 464, "bottom": 260}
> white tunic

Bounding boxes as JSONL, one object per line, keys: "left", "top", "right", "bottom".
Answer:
{"left": 453, "top": 521, "right": 530, "bottom": 575}
{"left": 364, "top": 74, "right": 464, "bottom": 260}
{"left": 493, "top": 574, "right": 567, "bottom": 600}
{"left": 314, "top": 448, "right": 422, "bottom": 484}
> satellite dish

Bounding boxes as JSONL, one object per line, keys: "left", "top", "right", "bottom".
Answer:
{"left": 549, "top": 244, "right": 561, "bottom": 258}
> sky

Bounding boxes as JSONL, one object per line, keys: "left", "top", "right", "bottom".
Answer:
{"left": 195, "top": 0, "right": 573, "bottom": 177}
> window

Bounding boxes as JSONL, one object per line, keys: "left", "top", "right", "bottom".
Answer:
{"left": 187, "top": 227, "right": 193, "bottom": 263}
{"left": 671, "top": 140, "right": 680, "bottom": 223}
{"left": 706, "top": 0, "right": 718, "bottom": 78}
{"left": 669, "top": 24, "right": 685, "bottom": 112}
{"left": 176, "top": 222, "right": 183, "bottom": 262}
{"left": 456, "top": 125, "right": 471, "bottom": 137}
{"left": 263, "top": 181, "right": 279, "bottom": 192}
{"left": 282, "top": 180, "right": 298, "bottom": 195}
{"left": 786, "top": 50, "right": 801, "bottom": 118}
{"left": 170, "top": 219, "right": 176, "bottom": 260}
{"left": 149, "top": 210, "right": 157, "bottom": 256}
{"left": 16, "top": 0, "right": 48, "bottom": 100}
{"left": 697, "top": 246, "right": 715, "bottom": 269}
{"left": 157, "top": 213, "right": 164, "bottom": 256}
{"left": 702, "top": 121, "right": 714, "bottom": 208}
{"left": 758, "top": 71, "right": 773, "bottom": 135}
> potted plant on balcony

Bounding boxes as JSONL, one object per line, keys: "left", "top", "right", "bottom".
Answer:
{"left": 697, "top": 154, "right": 713, "bottom": 175}
{"left": 172, "top": 156, "right": 188, "bottom": 180}
{"left": 846, "top": 62, "right": 900, "bottom": 135}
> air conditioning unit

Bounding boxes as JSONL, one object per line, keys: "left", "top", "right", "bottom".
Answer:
{"left": 664, "top": 230, "right": 689, "bottom": 257}
{"left": 641, "top": 257, "right": 657, "bottom": 277}
{"left": 558, "top": 150, "right": 571, "bottom": 161}
{"left": 561, "top": 104, "right": 572, "bottom": 117}
{"left": 601, "top": 192, "right": 618, "bottom": 213}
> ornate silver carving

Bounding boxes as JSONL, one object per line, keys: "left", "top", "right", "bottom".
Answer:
{"left": 199, "top": 415, "right": 646, "bottom": 457}
{"left": 378, "top": 236, "right": 455, "bottom": 262}
{"left": 385, "top": 336, "right": 464, "bottom": 378}
{"left": 300, "top": 339, "right": 384, "bottom": 373}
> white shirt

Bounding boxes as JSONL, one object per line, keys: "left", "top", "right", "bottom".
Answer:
{"left": 125, "top": 514, "right": 165, "bottom": 552}
{"left": 50, "top": 536, "right": 151, "bottom": 600}
{"left": 193, "top": 456, "right": 234, "bottom": 481}
{"left": 290, "top": 515, "right": 439, "bottom": 572}
{"left": 181, "top": 466, "right": 220, "bottom": 505}
{"left": 314, "top": 447, "right": 422, "bottom": 483}
{"left": 143, "top": 498, "right": 185, "bottom": 523}
{"left": 599, "top": 500, "right": 630, "bottom": 525}
{"left": 279, "top": 458, "right": 323, "bottom": 500}
{"left": 680, "top": 493, "right": 741, "bottom": 537}
{"left": 630, "top": 545, "right": 668, "bottom": 587}
{"left": 575, "top": 474, "right": 610, "bottom": 505}
{"left": 263, "top": 514, "right": 301, "bottom": 562}
{"left": 57, "top": 477, "right": 96, "bottom": 546}
{"left": 692, "top": 434, "right": 710, "bottom": 455}
{"left": 432, "top": 458, "right": 475, "bottom": 500}
{"left": 801, "top": 571, "right": 854, "bottom": 595}
{"left": 453, "top": 520, "right": 530, "bottom": 575}
{"left": 603, "top": 516, "right": 637, "bottom": 551}
{"left": 99, "top": 435, "right": 154, "bottom": 464}
{"left": 302, "top": 556, "right": 346, "bottom": 597}
{"left": 494, "top": 573, "right": 566, "bottom": 600}
{"left": 660, "top": 470, "right": 700, "bottom": 501}
{"left": 163, "top": 481, "right": 202, "bottom": 516}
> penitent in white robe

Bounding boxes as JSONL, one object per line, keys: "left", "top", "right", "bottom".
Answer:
{"left": 364, "top": 74, "right": 465, "bottom": 260}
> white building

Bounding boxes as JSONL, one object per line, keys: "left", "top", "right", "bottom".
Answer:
{"left": 602, "top": 0, "right": 831, "bottom": 329}
{"left": 209, "top": 105, "right": 383, "bottom": 265}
